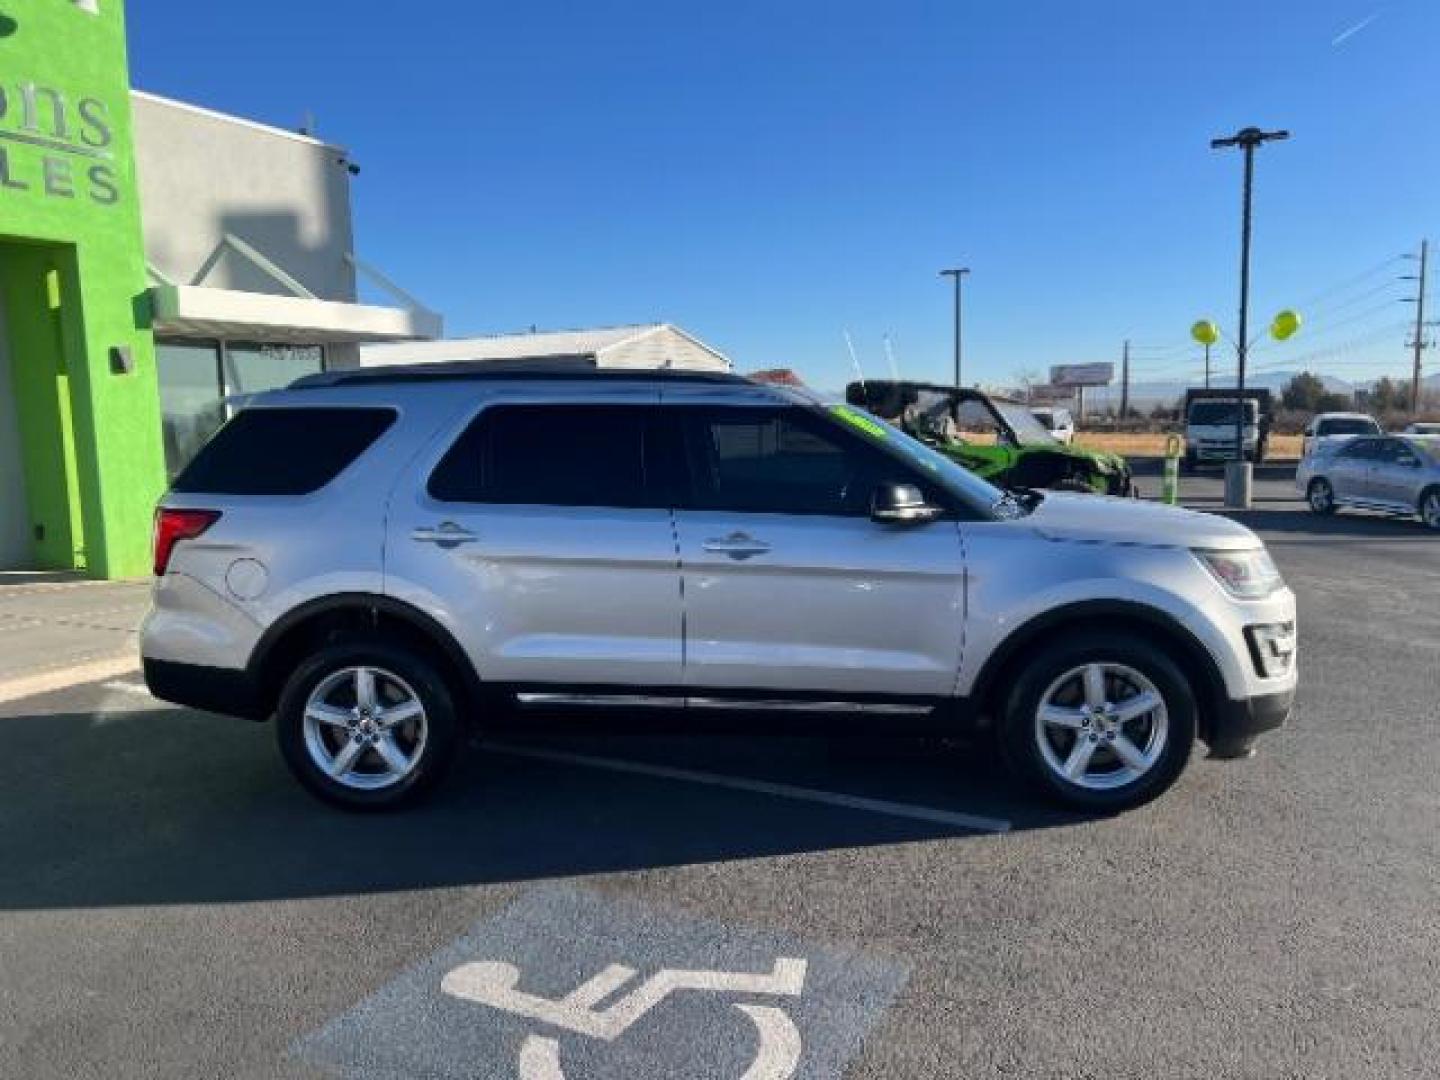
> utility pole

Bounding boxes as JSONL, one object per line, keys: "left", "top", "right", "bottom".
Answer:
{"left": 1211, "top": 125, "right": 1290, "bottom": 507}
{"left": 1203, "top": 342, "right": 1212, "bottom": 388}
{"left": 1409, "top": 239, "right": 1427, "bottom": 414}
{"left": 939, "top": 267, "right": 969, "bottom": 387}
{"left": 1120, "top": 340, "right": 1130, "bottom": 420}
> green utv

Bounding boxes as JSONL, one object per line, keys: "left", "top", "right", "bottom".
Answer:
{"left": 845, "top": 381, "right": 1133, "bottom": 496}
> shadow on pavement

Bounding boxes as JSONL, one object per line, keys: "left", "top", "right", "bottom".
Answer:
{"left": 1221, "top": 508, "right": 1436, "bottom": 540}
{"left": 0, "top": 703, "right": 1080, "bottom": 912}
{"left": 1126, "top": 456, "right": 1298, "bottom": 482}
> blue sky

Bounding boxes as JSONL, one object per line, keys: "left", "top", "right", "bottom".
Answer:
{"left": 128, "top": 0, "right": 1439, "bottom": 390}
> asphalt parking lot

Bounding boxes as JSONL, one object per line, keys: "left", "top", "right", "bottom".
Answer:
{"left": 2, "top": 469, "right": 1437, "bottom": 1079}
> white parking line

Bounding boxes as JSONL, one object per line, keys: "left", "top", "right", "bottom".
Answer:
{"left": 101, "top": 680, "right": 152, "bottom": 696}
{"left": 0, "top": 657, "right": 140, "bottom": 706}
{"left": 485, "top": 743, "right": 1012, "bottom": 834}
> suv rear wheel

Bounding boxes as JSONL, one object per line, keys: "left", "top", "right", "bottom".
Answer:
{"left": 1000, "top": 634, "right": 1196, "bottom": 811}
{"left": 276, "top": 640, "right": 460, "bottom": 810}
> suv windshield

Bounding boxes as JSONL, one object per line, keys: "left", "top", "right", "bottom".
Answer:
{"left": 993, "top": 401, "right": 1058, "bottom": 446}
{"left": 1190, "top": 401, "right": 1257, "bottom": 425}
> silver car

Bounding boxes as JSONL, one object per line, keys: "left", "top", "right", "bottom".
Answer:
{"left": 1297, "top": 434, "right": 1440, "bottom": 531}
{"left": 141, "top": 364, "right": 1297, "bottom": 812}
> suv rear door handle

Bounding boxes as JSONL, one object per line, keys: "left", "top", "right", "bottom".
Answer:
{"left": 702, "top": 532, "right": 771, "bottom": 559}
{"left": 412, "top": 521, "right": 478, "bottom": 547}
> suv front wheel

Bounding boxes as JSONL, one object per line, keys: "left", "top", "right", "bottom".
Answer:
{"left": 276, "top": 640, "right": 460, "bottom": 810}
{"left": 1001, "top": 634, "right": 1196, "bottom": 812}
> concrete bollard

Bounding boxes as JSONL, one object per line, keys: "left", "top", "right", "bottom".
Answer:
{"left": 1224, "top": 460, "right": 1253, "bottom": 509}
{"left": 1161, "top": 435, "right": 1182, "bottom": 505}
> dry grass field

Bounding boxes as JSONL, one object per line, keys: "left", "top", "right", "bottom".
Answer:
{"left": 1075, "top": 432, "right": 1303, "bottom": 460}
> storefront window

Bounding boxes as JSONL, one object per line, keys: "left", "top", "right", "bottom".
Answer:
{"left": 156, "top": 340, "right": 225, "bottom": 480}
{"left": 223, "top": 342, "right": 325, "bottom": 400}
{"left": 156, "top": 339, "right": 328, "bottom": 478}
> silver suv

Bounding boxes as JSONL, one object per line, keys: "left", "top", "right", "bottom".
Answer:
{"left": 142, "top": 364, "right": 1297, "bottom": 812}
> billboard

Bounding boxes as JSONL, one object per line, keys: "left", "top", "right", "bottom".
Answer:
{"left": 1028, "top": 384, "right": 1076, "bottom": 403}
{"left": 1050, "top": 363, "right": 1114, "bottom": 387}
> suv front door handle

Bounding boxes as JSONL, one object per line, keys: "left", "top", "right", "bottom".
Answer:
{"left": 702, "top": 532, "right": 771, "bottom": 559}
{"left": 412, "top": 521, "right": 478, "bottom": 548}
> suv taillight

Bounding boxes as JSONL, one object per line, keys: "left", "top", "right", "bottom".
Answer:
{"left": 153, "top": 508, "right": 221, "bottom": 576}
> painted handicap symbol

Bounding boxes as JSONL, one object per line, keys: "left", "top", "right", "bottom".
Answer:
{"left": 442, "top": 956, "right": 808, "bottom": 1079}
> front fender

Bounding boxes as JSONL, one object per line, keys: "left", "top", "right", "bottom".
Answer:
{"left": 956, "top": 528, "right": 1248, "bottom": 703}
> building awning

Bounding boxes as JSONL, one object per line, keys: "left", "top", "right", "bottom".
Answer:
{"left": 149, "top": 285, "right": 443, "bottom": 344}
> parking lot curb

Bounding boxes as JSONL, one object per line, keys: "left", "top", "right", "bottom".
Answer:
{"left": 0, "top": 655, "right": 141, "bottom": 707}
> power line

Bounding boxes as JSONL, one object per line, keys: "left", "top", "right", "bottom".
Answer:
{"left": 1124, "top": 252, "right": 1408, "bottom": 368}
{"left": 1294, "top": 253, "right": 1406, "bottom": 309}
{"left": 1248, "top": 321, "right": 1409, "bottom": 372}
{"left": 1300, "top": 277, "right": 1404, "bottom": 319}
{"left": 1251, "top": 297, "right": 1406, "bottom": 353}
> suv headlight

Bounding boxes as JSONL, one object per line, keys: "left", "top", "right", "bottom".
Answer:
{"left": 1193, "top": 547, "right": 1284, "bottom": 599}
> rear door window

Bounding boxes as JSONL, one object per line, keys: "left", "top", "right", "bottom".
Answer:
{"left": 428, "top": 404, "right": 664, "bottom": 508}
{"left": 1339, "top": 438, "right": 1384, "bottom": 461}
{"left": 171, "top": 407, "right": 395, "bottom": 495}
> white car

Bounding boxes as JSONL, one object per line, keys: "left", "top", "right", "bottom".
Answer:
{"left": 1403, "top": 421, "right": 1440, "bottom": 436}
{"left": 1030, "top": 406, "right": 1075, "bottom": 445}
{"left": 1301, "top": 412, "right": 1380, "bottom": 456}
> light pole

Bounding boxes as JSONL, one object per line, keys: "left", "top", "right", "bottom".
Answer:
{"left": 940, "top": 267, "right": 969, "bottom": 387}
{"left": 1210, "top": 126, "right": 1289, "bottom": 508}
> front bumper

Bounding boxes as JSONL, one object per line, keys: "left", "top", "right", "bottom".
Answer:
{"left": 1191, "top": 441, "right": 1259, "bottom": 462}
{"left": 1205, "top": 686, "right": 1294, "bottom": 758}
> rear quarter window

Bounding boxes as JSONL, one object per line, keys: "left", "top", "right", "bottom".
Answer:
{"left": 171, "top": 407, "right": 396, "bottom": 495}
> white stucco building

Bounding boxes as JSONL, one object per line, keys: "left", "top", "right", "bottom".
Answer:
{"left": 360, "top": 323, "right": 731, "bottom": 372}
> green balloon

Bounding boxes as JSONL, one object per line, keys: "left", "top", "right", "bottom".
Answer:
{"left": 1191, "top": 320, "right": 1220, "bottom": 346}
{"left": 1271, "top": 309, "right": 1301, "bottom": 341}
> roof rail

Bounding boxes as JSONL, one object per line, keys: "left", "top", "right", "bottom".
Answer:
{"left": 290, "top": 358, "right": 751, "bottom": 390}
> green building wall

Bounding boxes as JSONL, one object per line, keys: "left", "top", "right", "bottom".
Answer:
{"left": 0, "top": 0, "right": 165, "bottom": 578}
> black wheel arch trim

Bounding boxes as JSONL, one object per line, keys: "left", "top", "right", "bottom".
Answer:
{"left": 969, "top": 599, "right": 1230, "bottom": 741}
{"left": 247, "top": 592, "right": 485, "bottom": 718}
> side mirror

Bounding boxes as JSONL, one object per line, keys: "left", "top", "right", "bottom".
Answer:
{"left": 871, "top": 482, "right": 942, "bottom": 525}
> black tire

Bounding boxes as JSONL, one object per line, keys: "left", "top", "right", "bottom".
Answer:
{"left": 275, "top": 639, "right": 461, "bottom": 811}
{"left": 999, "top": 633, "right": 1197, "bottom": 812}
{"left": 1307, "top": 477, "right": 1337, "bottom": 516}
{"left": 1419, "top": 486, "right": 1440, "bottom": 532}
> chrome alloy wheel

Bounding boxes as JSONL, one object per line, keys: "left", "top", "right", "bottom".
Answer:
{"left": 302, "top": 666, "right": 429, "bottom": 791}
{"left": 1422, "top": 490, "right": 1440, "bottom": 530}
{"left": 1034, "top": 662, "right": 1169, "bottom": 791}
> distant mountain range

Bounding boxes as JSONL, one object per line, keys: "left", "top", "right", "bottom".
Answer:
{"left": 1063, "top": 370, "right": 1440, "bottom": 411}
